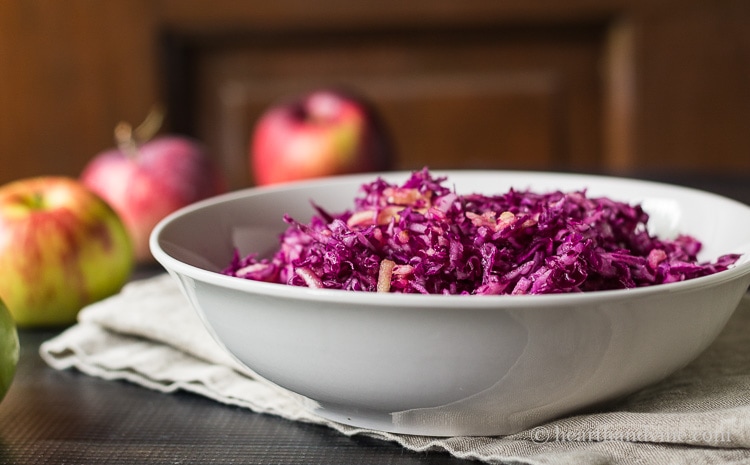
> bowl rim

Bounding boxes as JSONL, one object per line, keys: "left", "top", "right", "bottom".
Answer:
{"left": 150, "top": 169, "right": 750, "bottom": 309}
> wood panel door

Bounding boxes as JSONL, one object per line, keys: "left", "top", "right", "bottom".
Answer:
{"left": 1, "top": 1, "right": 748, "bottom": 189}
{"left": 172, "top": 23, "right": 606, "bottom": 188}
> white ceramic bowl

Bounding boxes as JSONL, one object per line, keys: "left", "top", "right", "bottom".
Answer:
{"left": 150, "top": 171, "right": 750, "bottom": 436}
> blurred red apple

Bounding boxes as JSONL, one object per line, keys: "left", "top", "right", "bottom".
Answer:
{"left": 250, "top": 89, "right": 394, "bottom": 185}
{"left": 0, "top": 177, "right": 134, "bottom": 327}
{"left": 81, "top": 109, "right": 224, "bottom": 262}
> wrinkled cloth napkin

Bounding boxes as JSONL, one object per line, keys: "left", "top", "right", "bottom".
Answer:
{"left": 40, "top": 274, "right": 750, "bottom": 465}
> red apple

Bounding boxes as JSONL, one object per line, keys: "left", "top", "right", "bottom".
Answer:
{"left": 250, "top": 89, "right": 394, "bottom": 185}
{"left": 0, "top": 177, "right": 134, "bottom": 327}
{"left": 81, "top": 117, "right": 224, "bottom": 262}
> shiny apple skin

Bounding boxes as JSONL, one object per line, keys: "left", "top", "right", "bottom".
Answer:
{"left": 251, "top": 90, "right": 393, "bottom": 185}
{"left": 0, "top": 177, "right": 134, "bottom": 327}
{"left": 81, "top": 136, "right": 224, "bottom": 262}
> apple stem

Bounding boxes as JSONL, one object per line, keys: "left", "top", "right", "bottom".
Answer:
{"left": 134, "top": 104, "right": 165, "bottom": 143}
{"left": 20, "top": 191, "right": 45, "bottom": 210}
{"left": 114, "top": 122, "right": 140, "bottom": 159}
{"left": 113, "top": 104, "right": 166, "bottom": 160}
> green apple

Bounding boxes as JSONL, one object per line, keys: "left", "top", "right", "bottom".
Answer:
{"left": 0, "top": 177, "right": 134, "bottom": 327}
{"left": 0, "top": 297, "right": 18, "bottom": 403}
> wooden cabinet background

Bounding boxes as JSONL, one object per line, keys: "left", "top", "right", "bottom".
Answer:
{"left": 1, "top": 0, "right": 748, "bottom": 190}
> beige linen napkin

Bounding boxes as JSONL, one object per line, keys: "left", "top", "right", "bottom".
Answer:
{"left": 40, "top": 274, "right": 750, "bottom": 465}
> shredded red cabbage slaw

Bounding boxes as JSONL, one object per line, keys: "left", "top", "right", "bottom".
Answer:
{"left": 224, "top": 169, "right": 740, "bottom": 295}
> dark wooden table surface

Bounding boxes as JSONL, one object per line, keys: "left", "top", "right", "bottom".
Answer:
{"left": 0, "top": 272, "right": 474, "bottom": 465}
{"left": 0, "top": 329, "right": 470, "bottom": 465}
{"left": 0, "top": 173, "right": 748, "bottom": 465}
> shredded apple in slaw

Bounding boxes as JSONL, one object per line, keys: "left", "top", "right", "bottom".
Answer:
{"left": 223, "top": 169, "right": 740, "bottom": 295}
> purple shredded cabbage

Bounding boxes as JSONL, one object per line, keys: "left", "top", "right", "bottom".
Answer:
{"left": 224, "top": 168, "right": 740, "bottom": 295}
